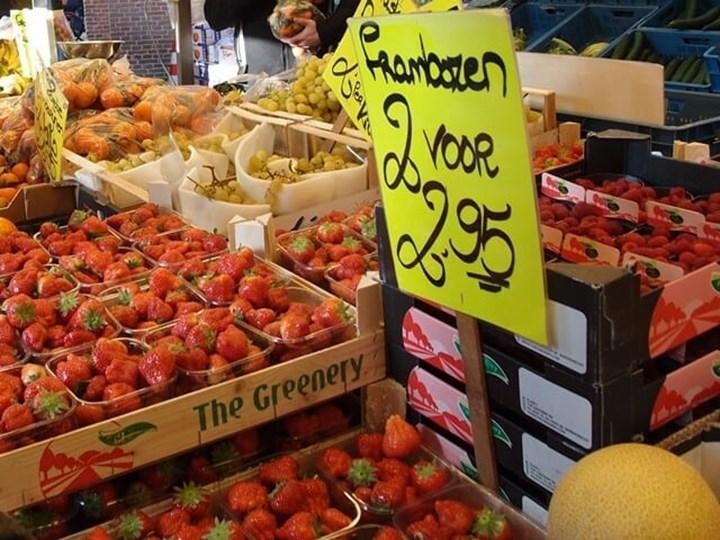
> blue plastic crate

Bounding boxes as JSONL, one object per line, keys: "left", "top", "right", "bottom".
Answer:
{"left": 705, "top": 45, "right": 720, "bottom": 92}
{"left": 510, "top": 2, "right": 584, "bottom": 49}
{"left": 558, "top": 90, "right": 720, "bottom": 155}
{"left": 604, "top": 29, "right": 713, "bottom": 91}
{"left": 527, "top": 4, "right": 658, "bottom": 56}
{"left": 642, "top": 0, "right": 720, "bottom": 34}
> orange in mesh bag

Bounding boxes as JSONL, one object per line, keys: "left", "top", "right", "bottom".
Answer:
{"left": 133, "top": 85, "right": 221, "bottom": 133}
{"left": 0, "top": 111, "right": 32, "bottom": 155}
{"left": 65, "top": 108, "right": 149, "bottom": 161}
{"left": 100, "top": 76, "right": 165, "bottom": 110}
{"left": 49, "top": 58, "right": 114, "bottom": 111}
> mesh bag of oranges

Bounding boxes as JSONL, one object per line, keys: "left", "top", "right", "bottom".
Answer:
{"left": 99, "top": 75, "right": 165, "bottom": 110}
{"left": 47, "top": 58, "right": 114, "bottom": 112}
{"left": 133, "top": 85, "right": 223, "bottom": 136}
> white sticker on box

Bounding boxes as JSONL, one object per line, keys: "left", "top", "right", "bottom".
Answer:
{"left": 522, "top": 434, "right": 575, "bottom": 493}
{"left": 522, "top": 496, "right": 549, "bottom": 527}
{"left": 515, "top": 300, "right": 588, "bottom": 374}
{"left": 519, "top": 369, "right": 593, "bottom": 449}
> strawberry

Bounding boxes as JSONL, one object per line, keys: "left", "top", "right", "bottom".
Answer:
{"left": 317, "top": 447, "right": 352, "bottom": 479}
{"left": 37, "top": 272, "right": 75, "bottom": 298}
{"left": 215, "top": 325, "right": 249, "bottom": 361}
{"left": 320, "top": 507, "right": 351, "bottom": 533}
{"left": 215, "top": 253, "right": 253, "bottom": 282}
{"left": 115, "top": 510, "right": 154, "bottom": 540}
{"left": 92, "top": 338, "right": 128, "bottom": 373}
{"left": 173, "top": 482, "right": 211, "bottom": 520}
{"left": 406, "top": 514, "right": 452, "bottom": 540}
{"left": 83, "top": 526, "right": 113, "bottom": 540}
{"left": 156, "top": 507, "right": 191, "bottom": 538}
{"left": 187, "top": 454, "right": 218, "bottom": 486}
{"left": 435, "top": 500, "right": 476, "bottom": 535}
{"left": 326, "top": 244, "right": 350, "bottom": 262}
{"left": 63, "top": 329, "right": 97, "bottom": 349}
{"left": 21, "top": 322, "right": 47, "bottom": 353}
{"left": 102, "top": 383, "right": 141, "bottom": 414}
{"left": 55, "top": 353, "right": 92, "bottom": 392}
{"left": 39, "top": 222, "right": 60, "bottom": 238}
{"left": 382, "top": 415, "right": 421, "bottom": 459}
{"left": 70, "top": 298, "right": 108, "bottom": 333}
{"left": 22, "top": 376, "right": 63, "bottom": 402}
{"left": 301, "top": 477, "right": 330, "bottom": 516}
{"left": 198, "top": 274, "right": 235, "bottom": 304}
{"left": 238, "top": 275, "right": 270, "bottom": 308}
{"left": 2, "top": 294, "right": 36, "bottom": 329}
{"left": 176, "top": 345, "right": 209, "bottom": 372}
{"left": 244, "top": 308, "right": 276, "bottom": 330}
{"left": 242, "top": 509, "right": 277, "bottom": 540}
{"left": 201, "top": 518, "right": 246, "bottom": 540}
{"left": 105, "top": 355, "right": 140, "bottom": 387}
{"left": 185, "top": 323, "right": 217, "bottom": 354}
{"left": 311, "top": 297, "right": 352, "bottom": 328}
{"left": 269, "top": 479, "right": 305, "bottom": 516}
{"left": 0, "top": 403, "right": 33, "bottom": 431}
{"left": 373, "top": 527, "right": 403, "bottom": 540}
{"left": 276, "top": 511, "right": 319, "bottom": 540}
{"left": 84, "top": 249, "right": 114, "bottom": 276}
{"left": 0, "top": 314, "right": 16, "bottom": 346}
{"left": 199, "top": 307, "right": 234, "bottom": 330}
{"left": 202, "top": 232, "right": 228, "bottom": 253}
{"left": 472, "top": 508, "right": 512, "bottom": 540}
{"left": 370, "top": 478, "right": 406, "bottom": 510}
{"left": 258, "top": 455, "right": 299, "bottom": 485}
{"left": 149, "top": 267, "right": 180, "bottom": 297}
{"left": 6, "top": 268, "right": 37, "bottom": 297}
{"left": 146, "top": 296, "right": 174, "bottom": 324}
{"left": 173, "top": 313, "right": 200, "bottom": 339}
{"left": 267, "top": 286, "right": 290, "bottom": 312}
{"left": 377, "top": 458, "right": 411, "bottom": 484}
{"left": 103, "top": 262, "right": 132, "bottom": 283}
{"left": 130, "top": 291, "right": 155, "bottom": 318}
{"left": 34, "top": 298, "right": 58, "bottom": 327}
{"left": 316, "top": 222, "right": 344, "bottom": 244}
{"left": 176, "top": 301, "right": 205, "bottom": 316}
{"left": 347, "top": 458, "right": 377, "bottom": 488}
{"left": 139, "top": 345, "right": 176, "bottom": 385}
{"left": 226, "top": 480, "right": 268, "bottom": 515}
{"left": 110, "top": 305, "right": 140, "bottom": 328}
{"left": 284, "top": 235, "right": 315, "bottom": 264}
{"left": 411, "top": 461, "right": 450, "bottom": 495}
{"left": 280, "top": 314, "right": 311, "bottom": 340}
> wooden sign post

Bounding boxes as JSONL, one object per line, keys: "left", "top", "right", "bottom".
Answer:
{"left": 347, "top": 9, "right": 550, "bottom": 491}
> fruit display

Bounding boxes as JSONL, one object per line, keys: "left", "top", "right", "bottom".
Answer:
{"left": 343, "top": 204, "right": 377, "bottom": 245}
{"left": 256, "top": 54, "right": 342, "bottom": 122}
{"left": 186, "top": 166, "right": 252, "bottom": 204}
{"left": 314, "top": 416, "right": 453, "bottom": 516}
{"left": 325, "top": 525, "right": 403, "bottom": 540}
{"left": 277, "top": 223, "right": 376, "bottom": 285}
{"left": 2, "top": 292, "right": 118, "bottom": 357}
{"left": 547, "top": 443, "right": 720, "bottom": 539}
{"left": 36, "top": 210, "right": 118, "bottom": 256}
{"left": 101, "top": 268, "right": 205, "bottom": 335}
{"left": 274, "top": 399, "right": 355, "bottom": 452}
{"left": 46, "top": 338, "right": 176, "bottom": 425}
{"left": 0, "top": 364, "right": 77, "bottom": 453}
{"left": 0, "top": 314, "right": 28, "bottom": 370}
{"left": 247, "top": 146, "right": 359, "bottom": 180}
{"left": 532, "top": 142, "right": 584, "bottom": 174}
{"left": 0, "top": 230, "right": 52, "bottom": 274}
{"left": 268, "top": 0, "right": 326, "bottom": 39}
{"left": 134, "top": 227, "right": 228, "bottom": 267}
{"left": 143, "top": 307, "right": 272, "bottom": 392}
{"left": 103, "top": 203, "right": 188, "bottom": 243}
{"left": 0, "top": 265, "right": 77, "bottom": 300}
{"left": 326, "top": 255, "right": 379, "bottom": 305}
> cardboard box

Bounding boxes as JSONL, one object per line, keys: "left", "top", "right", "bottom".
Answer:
{"left": 484, "top": 342, "right": 720, "bottom": 452}
{"left": 499, "top": 471, "right": 551, "bottom": 528}
{"left": 23, "top": 183, "right": 77, "bottom": 221}
{"left": 0, "top": 188, "right": 26, "bottom": 224}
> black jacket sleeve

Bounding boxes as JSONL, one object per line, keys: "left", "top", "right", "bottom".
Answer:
{"left": 317, "top": 0, "right": 360, "bottom": 52}
{"left": 203, "top": 0, "right": 255, "bottom": 30}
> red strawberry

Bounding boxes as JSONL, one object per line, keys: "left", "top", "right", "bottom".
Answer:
{"left": 472, "top": 508, "right": 512, "bottom": 540}
{"left": 103, "top": 262, "right": 131, "bottom": 283}
{"left": 83, "top": 375, "right": 107, "bottom": 401}
{"left": 55, "top": 353, "right": 92, "bottom": 392}
{"left": 300, "top": 477, "right": 330, "bottom": 516}
{"left": 198, "top": 274, "right": 235, "bottom": 304}
{"left": 139, "top": 345, "right": 176, "bottom": 385}
{"left": 83, "top": 527, "right": 113, "bottom": 540}
{"left": 215, "top": 325, "right": 249, "bottom": 362}
{"left": 215, "top": 252, "right": 252, "bottom": 282}
{"left": 115, "top": 510, "right": 154, "bottom": 540}
{"left": 226, "top": 481, "right": 268, "bottom": 515}
{"left": 382, "top": 415, "right": 421, "bottom": 459}
{"left": 244, "top": 308, "right": 276, "bottom": 330}
{"left": 347, "top": 458, "right": 378, "bottom": 488}
{"left": 311, "top": 297, "right": 352, "bottom": 328}
{"left": 284, "top": 235, "right": 315, "bottom": 264}
{"left": 105, "top": 357, "right": 140, "bottom": 387}
{"left": 370, "top": 479, "right": 406, "bottom": 510}
{"left": 85, "top": 249, "right": 114, "bottom": 276}
{"left": 269, "top": 479, "right": 305, "bottom": 516}
{"left": 320, "top": 507, "right": 351, "bottom": 533}
{"left": 2, "top": 294, "right": 36, "bottom": 329}
{"left": 276, "top": 511, "right": 318, "bottom": 540}
{"left": 102, "top": 383, "right": 142, "bottom": 414}
{"left": 435, "top": 499, "right": 475, "bottom": 535}
{"left": 185, "top": 323, "right": 217, "bottom": 354}
{"left": 130, "top": 291, "right": 155, "bottom": 318}
{"left": 173, "top": 482, "right": 211, "bottom": 520}
{"left": 156, "top": 507, "right": 191, "bottom": 538}
{"left": 410, "top": 461, "right": 450, "bottom": 495}
{"left": 21, "top": 322, "right": 47, "bottom": 352}
{"left": 149, "top": 267, "right": 179, "bottom": 297}
{"left": 0, "top": 315, "right": 16, "bottom": 346}
{"left": 238, "top": 275, "right": 270, "bottom": 308}
{"left": 92, "top": 338, "right": 128, "bottom": 373}
{"left": 317, "top": 447, "right": 352, "bottom": 479}
{"left": 110, "top": 305, "right": 140, "bottom": 328}
{"left": 406, "top": 514, "right": 451, "bottom": 540}
{"left": 316, "top": 222, "right": 344, "bottom": 244}
{"left": 258, "top": 455, "right": 299, "bottom": 485}
{"left": 146, "top": 297, "right": 174, "bottom": 324}
{"left": 34, "top": 298, "right": 58, "bottom": 327}
{"left": 242, "top": 509, "right": 277, "bottom": 540}
{"left": 377, "top": 458, "right": 411, "bottom": 484}
{"left": 0, "top": 403, "right": 34, "bottom": 431}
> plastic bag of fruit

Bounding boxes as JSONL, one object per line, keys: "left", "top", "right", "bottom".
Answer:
{"left": 48, "top": 58, "right": 114, "bottom": 111}
{"left": 0, "top": 110, "right": 31, "bottom": 154}
{"left": 99, "top": 75, "right": 165, "bottom": 110}
{"left": 235, "top": 123, "right": 367, "bottom": 214}
{"left": 64, "top": 107, "right": 153, "bottom": 162}
{"left": 133, "top": 85, "right": 223, "bottom": 135}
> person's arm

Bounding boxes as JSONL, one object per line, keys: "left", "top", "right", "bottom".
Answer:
{"left": 316, "top": 0, "right": 359, "bottom": 51}
{"left": 203, "top": 0, "right": 255, "bottom": 30}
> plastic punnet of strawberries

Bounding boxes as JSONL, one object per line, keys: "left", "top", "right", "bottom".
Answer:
{"left": 0, "top": 230, "right": 51, "bottom": 275}
{"left": 144, "top": 307, "right": 271, "bottom": 392}
{"left": 315, "top": 416, "right": 452, "bottom": 516}
{"left": 402, "top": 498, "right": 513, "bottom": 540}
{"left": 104, "top": 203, "right": 188, "bottom": 242}
{"left": 2, "top": 291, "right": 118, "bottom": 356}
{"left": 325, "top": 255, "right": 379, "bottom": 305}
{"left": 0, "top": 265, "right": 77, "bottom": 301}
{"left": 136, "top": 227, "right": 227, "bottom": 268}
{"left": 0, "top": 364, "right": 76, "bottom": 453}
{"left": 47, "top": 337, "right": 176, "bottom": 425}
{"left": 102, "top": 267, "right": 206, "bottom": 334}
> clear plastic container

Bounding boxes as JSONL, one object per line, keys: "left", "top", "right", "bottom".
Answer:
{"left": 73, "top": 247, "right": 156, "bottom": 297}
{"left": 394, "top": 483, "right": 547, "bottom": 540}
{"left": 100, "top": 277, "right": 207, "bottom": 338}
{"left": 343, "top": 205, "right": 378, "bottom": 247}
{"left": 324, "top": 256, "right": 379, "bottom": 306}
{"left": 276, "top": 225, "right": 376, "bottom": 286}
{"left": 252, "top": 287, "right": 357, "bottom": 362}
{"left": 134, "top": 228, "right": 229, "bottom": 268}
{"left": 312, "top": 431, "right": 457, "bottom": 522}
{"left": 323, "top": 524, "right": 403, "bottom": 539}
{"left": 105, "top": 206, "right": 189, "bottom": 244}
{"left": 0, "top": 264, "right": 79, "bottom": 300}
{"left": 33, "top": 225, "right": 123, "bottom": 256}
{"left": 45, "top": 338, "right": 175, "bottom": 425}
{"left": 143, "top": 317, "right": 274, "bottom": 393}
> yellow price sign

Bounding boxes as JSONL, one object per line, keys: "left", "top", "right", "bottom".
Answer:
{"left": 322, "top": 0, "right": 459, "bottom": 140}
{"left": 348, "top": 9, "right": 549, "bottom": 344}
{"left": 34, "top": 67, "right": 68, "bottom": 185}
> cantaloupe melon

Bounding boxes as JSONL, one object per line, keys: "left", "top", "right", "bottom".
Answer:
{"left": 547, "top": 443, "right": 720, "bottom": 540}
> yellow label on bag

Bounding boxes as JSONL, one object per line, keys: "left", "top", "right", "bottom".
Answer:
{"left": 34, "top": 67, "right": 68, "bottom": 185}
{"left": 322, "top": 0, "right": 460, "bottom": 139}
{"left": 348, "top": 9, "right": 549, "bottom": 344}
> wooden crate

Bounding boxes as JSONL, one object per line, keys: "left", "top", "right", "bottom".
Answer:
{"left": 0, "top": 280, "right": 385, "bottom": 511}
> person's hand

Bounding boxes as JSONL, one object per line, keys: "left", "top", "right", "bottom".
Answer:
{"left": 282, "top": 18, "right": 322, "bottom": 50}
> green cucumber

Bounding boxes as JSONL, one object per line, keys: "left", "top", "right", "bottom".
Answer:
{"left": 682, "top": 57, "right": 703, "bottom": 82}
{"left": 611, "top": 33, "right": 632, "bottom": 59}
{"left": 671, "top": 56, "right": 695, "bottom": 81}
{"left": 639, "top": 48, "right": 653, "bottom": 61}
{"left": 703, "top": 14, "right": 720, "bottom": 30}
{"left": 625, "top": 32, "right": 644, "bottom": 61}
{"left": 692, "top": 63, "right": 708, "bottom": 85}
{"left": 680, "top": 0, "right": 697, "bottom": 20}
{"left": 647, "top": 53, "right": 663, "bottom": 64}
{"left": 664, "top": 57, "right": 682, "bottom": 80}
{"left": 668, "top": 5, "right": 720, "bottom": 29}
